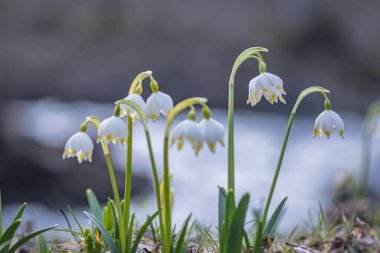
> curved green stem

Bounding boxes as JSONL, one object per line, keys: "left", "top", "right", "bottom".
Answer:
{"left": 128, "top": 71, "right": 152, "bottom": 95}
{"left": 227, "top": 47, "right": 268, "bottom": 194}
{"left": 80, "top": 116, "right": 126, "bottom": 253}
{"left": 254, "top": 86, "right": 329, "bottom": 252}
{"left": 115, "top": 100, "right": 164, "bottom": 242}
{"left": 162, "top": 97, "right": 209, "bottom": 253}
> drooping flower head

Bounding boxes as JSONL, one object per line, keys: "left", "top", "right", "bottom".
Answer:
{"left": 247, "top": 72, "right": 286, "bottom": 106}
{"left": 119, "top": 93, "right": 146, "bottom": 122}
{"left": 146, "top": 77, "right": 173, "bottom": 121}
{"left": 314, "top": 109, "right": 344, "bottom": 139}
{"left": 63, "top": 131, "right": 94, "bottom": 163}
{"left": 198, "top": 107, "right": 225, "bottom": 153}
{"left": 98, "top": 116, "right": 128, "bottom": 145}
{"left": 171, "top": 108, "right": 203, "bottom": 155}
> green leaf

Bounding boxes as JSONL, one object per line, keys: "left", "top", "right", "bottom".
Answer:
{"left": 13, "top": 203, "right": 27, "bottom": 223}
{"left": 242, "top": 229, "right": 251, "bottom": 251}
{"left": 67, "top": 205, "right": 85, "bottom": 236}
{"left": 174, "top": 214, "right": 192, "bottom": 253}
{"left": 103, "top": 201, "right": 115, "bottom": 232}
{"left": 86, "top": 189, "right": 103, "bottom": 223}
{"left": 226, "top": 193, "right": 250, "bottom": 253}
{"left": 84, "top": 211, "right": 119, "bottom": 253}
{"left": 263, "top": 196, "right": 288, "bottom": 237}
{"left": 130, "top": 211, "right": 158, "bottom": 253}
{"left": 126, "top": 213, "right": 135, "bottom": 250}
{"left": 222, "top": 190, "right": 235, "bottom": 253}
{"left": 218, "top": 187, "right": 227, "bottom": 249}
{"left": 8, "top": 224, "right": 58, "bottom": 253}
{"left": 253, "top": 220, "right": 264, "bottom": 253}
{"left": 108, "top": 199, "right": 119, "bottom": 241}
{"left": 38, "top": 234, "right": 47, "bottom": 253}
{"left": 0, "top": 219, "right": 22, "bottom": 253}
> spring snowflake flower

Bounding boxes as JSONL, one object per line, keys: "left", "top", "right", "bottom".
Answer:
{"left": 120, "top": 94, "right": 146, "bottom": 121}
{"left": 247, "top": 72, "right": 286, "bottom": 106}
{"left": 198, "top": 118, "right": 225, "bottom": 152}
{"left": 98, "top": 116, "right": 128, "bottom": 145}
{"left": 171, "top": 119, "right": 203, "bottom": 155}
{"left": 146, "top": 91, "right": 173, "bottom": 121}
{"left": 63, "top": 132, "right": 94, "bottom": 163}
{"left": 314, "top": 109, "right": 344, "bottom": 139}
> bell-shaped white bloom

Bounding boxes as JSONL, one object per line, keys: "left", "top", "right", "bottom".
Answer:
{"left": 170, "top": 119, "right": 203, "bottom": 155}
{"left": 146, "top": 91, "right": 173, "bottom": 121}
{"left": 198, "top": 118, "right": 225, "bottom": 152}
{"left": 314, "top": 109, "right": 344, "bottom": 139}
{"left": 247, "top": 72, "right": 286, "bottom": 106}
{"left": 63, "top": 132, "right": 94, "bottom": 163}
{"left": 120, "top": 94, "right": 146, "bottom": 121}
{"left": 98, "top": 116, "right": 128, "bottom": 145}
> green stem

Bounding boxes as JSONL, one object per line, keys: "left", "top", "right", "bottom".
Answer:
{"left": 254, "top": 86, "right": 329, "bottom": 252}
{"left": 115, "top": 100, "right": 165, "bottom": 244}
{"left": 161, "top": 97, "right": 209, "bottom": 253}
{"left": 227, "top": 47, "right": 268, "bottom": 196}
{"left": 145, "top": 130, "right": 165, "bottom": 244}
{"left": 124, "top": 116, "right": 133, "bottom": 244}
{"left": 163, "top": 136, "right": 171, "bottom": 253}
{"left": 104, "top": 152, "right": 126, "bottom": 253}
{"left": 227, "top": 85, "right": 235, "bottom": 192}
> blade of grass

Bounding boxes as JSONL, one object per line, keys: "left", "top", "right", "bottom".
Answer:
{"left": 38, "top": 234, "right": 47, "bottom": 253}
{"left": 126, "top": 213, "right": 135, "bottom": 250}
{"left": 67, "top": 205, "right": 85, "bottom": 236}
{"left": 0, "top": 219, "right": 22, "bottom": 253}
{"left": 86, "top": 189, "right": 103, "bottom": 223}
{"left": 0, "top": 192, "right": 2, "bottom": 238}
{"left": 8, "top": 224, "right": 58, "bottom": 253}
{"left": 174, "top": 214, "right": 192, "bottom": 253}
{"left": 84, "top": 211, "right": 119, "bottom": 253}
{"left": 130, "top": 212, "right": 158, "bottom": 253}
{"left": 263, "top": 196, "right": 288, "bottom": 237}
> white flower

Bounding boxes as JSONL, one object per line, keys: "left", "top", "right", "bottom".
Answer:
{"left": 198, "top": 118, "right": 225, "bottom": 152}
{"left": 247, "top": 72, "right": 286, "bottom": 106}
{"left": 171, "top": 119, "right": 203, "bottom": 155}
{"left": 314, "top": 109, "right": 344, "bottom": 139}
{"left": 63, "top": 132, "right": 94, "bottom": 163}
{"left": 120, "top": 94, "right": 146, "bottom": 121}
{"left": 146, "top": 91, "right": 173, "bottom": 121}
{"left": 98, "top": 116, "right": 128, "bottom": 145}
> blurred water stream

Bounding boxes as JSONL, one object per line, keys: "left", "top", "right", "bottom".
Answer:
{"left": 2, "top": 99, "right": 379, "bottom": 237}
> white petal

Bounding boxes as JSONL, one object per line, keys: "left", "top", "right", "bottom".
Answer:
{"left": 155, "top": 91, "right": 173, "bottom": 116}
{"left": 146, "top": 93, "right": 162, "bottom": 121}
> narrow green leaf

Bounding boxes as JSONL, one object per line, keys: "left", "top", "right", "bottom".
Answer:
{"left": 242, "top": 229, "right": 251, "bottom": 251}
{"left": 253, "top": 220, "right": 264, "bottom": 253}
{"left": 8, "top": 224, "right": 58, "bottom": 253}
{"left": 126, "top": 213, "right": 135, "bottom": 250}
{"left": 86, "top": 189, "right": 103, "bottom": 223}
{"left": 263, "top": 196, "right": 288, "bottom": 237}
{"left": 108, "top": 199, "right": 119, "bottom": 241}
{"left": 84, "top": 211, "right": 119, "bottom": 253}
{"left": 0, "top": 219, "right": 22, "bottom": 253}
{"left": 67, "top": 205, "right": 85, "bottom": 236}
{"left": 222, "top": 190, "right": 235, "bottom": 253}
{"left": 174, "top": 214, "right": 192, "bottom": 253}
{"left": 38, "top": 234, "right": 47, "bottom": 253}
{"left": 103, "top": 201, "right": 115, "bottom": 232}
{"left": 218, "top": 187, "right": 227, "bottom": 248}
{"left": 13, "top": 203, "right": 27, "bottom": 222}
{"left": 226, "top": 193, "right": 250, "bottom": 253}
{"left": 130, "top": 212, "right": 158, "bottom": 253}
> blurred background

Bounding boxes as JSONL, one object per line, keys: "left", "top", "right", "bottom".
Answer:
{"left": 1, "top": 0, "right": 379, "bottom": 232}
